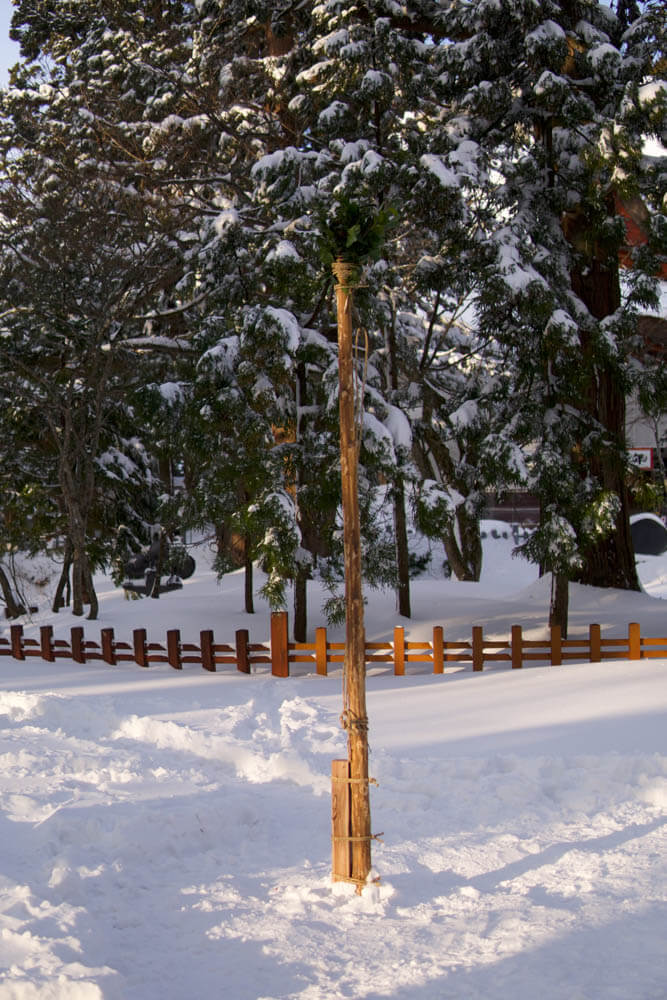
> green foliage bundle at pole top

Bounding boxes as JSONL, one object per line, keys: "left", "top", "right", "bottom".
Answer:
{"left": 318, "top": 196, "right": 396, "bottom": 274}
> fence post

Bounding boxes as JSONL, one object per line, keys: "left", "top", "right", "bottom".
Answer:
{"left": 315, "top": 626, "right": 328, "bottom": 676}
{"left": 167, "top": 629, "right": 182, "bottom": 670}
{"left": 628, "top": 622, "right": 641, "bottom": 660}
{"left": 511, "top": 625, "right": 523, "bottom": 669}
{"left": 331, "top": 759, "right": 352, "bottom": 883}
{"left": 589, "top": 623, "right": 601, "bottom": 663}
{"left": 550, "top": 625, "right": 562, "bottom": 666}
{"left": 40, "top": 625, "right": 55, "bottom": 663}
{"left": 71, "top": 626, "right": 85, "bottom": 664}
{"left": 271, "top": 611, "right": 289, "bottom": 678}
{"left": 432, "top": 626, "right": 444, "bottom": 674}
{"left": 200, "top": 630, "right": 215, "bottom": 672}
{"left": 10, "top": 624, "right": 24, "bottom": 661}
{"left": 472, "top": 625, "right": 484, "bottom": 671}
{"left": 133, "top": 628, "right": 148, "bottom": 668}
{"left": 236, "top": 629, "right": 250, "bottom": 673}
{"left": 394, "top": 626, "right": 405, "bottom": 676}
{"left": 101, "top": 628, "right": 116, "bottom": 666}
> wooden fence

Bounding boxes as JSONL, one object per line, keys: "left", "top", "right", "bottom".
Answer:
{"left": 1, "top": 613, "right": 666, "bottom": 676}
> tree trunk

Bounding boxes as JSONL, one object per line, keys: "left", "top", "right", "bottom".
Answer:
{"left": 216, "top": 522, "right": 246, "bottom": 568}
{"left": 85, "top": 562, "right": 98, "bottom": 620}
{"left": 244, "top": 536, "right": 254, "bottom": 614}
{"left": 149, "top": 531, "right": 166, "bottom": 598}
{"left": 393, "top": 478, "right": 411, "bottom": 617}
{"left": 385, "top": 310, "right": 411, "bottom": 616}
{"left": 294, "top": 566, "right": 307, "bottom": 641}
{"left": 0, "top": 564, "right": 26, "bottom": 618}
{"left": 443, "top": 506, "right": 483, "bottom": 581}
{"left": 568, "top": 215, "right": 640, "bottom": 591}
{"left": 52, "top": 538, "right": 73, "bottom": 612}
{"left": 72, "top": 556, "right": 85, "bottom": 616}
{"left": 549, "top": 572, "right": 569, "bottom": 638}
{"left": 294, "top": 361, "right": 310, "bottom": 641}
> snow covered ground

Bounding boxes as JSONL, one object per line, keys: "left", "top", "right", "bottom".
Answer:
{"left": 0, "top": 532, "right": 665, "bottom": 999}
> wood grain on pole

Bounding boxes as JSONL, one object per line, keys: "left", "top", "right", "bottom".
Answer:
{"left": 333, "top": 259, "right": 372, "bottom": 886}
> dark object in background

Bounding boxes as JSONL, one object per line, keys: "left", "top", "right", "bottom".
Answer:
{"left": 630, "top": 514, "right": 667, "bottom": 556}
{"left": 122, "top": 536, "right": 196, "bottom": 595}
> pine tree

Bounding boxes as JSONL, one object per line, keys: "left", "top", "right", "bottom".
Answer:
{"left": 436, "top": 0, "right": 665, "bottom": 623}
{"left": 0, "top": 6, "right": 197, "bottom": 616}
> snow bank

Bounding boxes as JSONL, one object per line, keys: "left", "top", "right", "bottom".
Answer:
{"left": 0, "top": 657, "right": 665, "bottom": 999}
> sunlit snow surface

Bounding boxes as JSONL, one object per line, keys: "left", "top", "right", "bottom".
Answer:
{"left": 0, "top": 532, "right": 665, "bottom": 999}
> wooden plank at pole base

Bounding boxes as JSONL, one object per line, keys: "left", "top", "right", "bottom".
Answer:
{"left": 331, "top": 759, "right": 351, "bottom": 882}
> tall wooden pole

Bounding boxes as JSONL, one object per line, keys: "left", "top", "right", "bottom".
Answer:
{"left": 332, "top": 258, "right": 372, "bottom": 886}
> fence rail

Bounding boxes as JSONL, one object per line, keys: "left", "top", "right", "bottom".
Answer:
{"left": 1, "top": 613, "right": 666, "bottom": 676}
